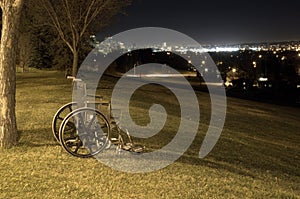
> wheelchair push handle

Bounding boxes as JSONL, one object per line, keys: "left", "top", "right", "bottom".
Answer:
{"left": 66, "top": 76, "right": 82, "bottom": 82}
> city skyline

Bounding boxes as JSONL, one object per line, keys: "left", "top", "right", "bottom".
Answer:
{"left": 100, "top": 0, "right": 300, "bottom": 45}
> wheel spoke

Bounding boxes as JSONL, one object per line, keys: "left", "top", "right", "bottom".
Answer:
{"left": 57, "top": 116, "right": 64, "bottom": 121}
{"left": 65, "top": 121, "right": 75, "bottom": 128}
{"left": 74, "top": 140, "right": 82, "bottom": 153}
{"left": 78, "top": 113, "right": 86, "bottom": 129}
{"left": 59, "top": 108, "right": 110, "bottom": 158}
{"left": 87, "top": 114, "right": 96, "bottom": 130}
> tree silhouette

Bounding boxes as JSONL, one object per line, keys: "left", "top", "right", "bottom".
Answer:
{"left": 35, "top": 0, "right": 132, "bottom": 76}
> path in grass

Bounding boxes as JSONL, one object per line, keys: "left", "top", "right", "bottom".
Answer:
{"left": 0, "top": 70, "right": 299, "bottom": 198}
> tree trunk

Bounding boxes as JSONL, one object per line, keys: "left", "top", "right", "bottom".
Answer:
{"left": 72, "top": 50, "right": 79, "bottom": 77}
{"left": 0, "top": 0, "right": 24, "bottom": 148}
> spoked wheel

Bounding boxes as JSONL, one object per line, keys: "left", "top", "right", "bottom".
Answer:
{"left": 59, "top": 107, "right": 110, "bottom": 158}
{"left": 52, "top": 102, "right": 78, "bottom": 143}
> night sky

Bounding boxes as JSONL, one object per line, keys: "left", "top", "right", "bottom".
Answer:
{"left": 101, "top": 0, "right": 300, "bottom": 45}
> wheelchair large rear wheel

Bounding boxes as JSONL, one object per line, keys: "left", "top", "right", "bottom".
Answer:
{"left": 59, "top": 107, "right": 110, "bottom": 158}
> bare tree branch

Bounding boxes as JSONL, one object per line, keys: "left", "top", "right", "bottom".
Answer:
{"left": 34, "top": 0, "right": 133, "bottom": 76}
{"left": 40, "top": 0, "right": 74, "bottom": 53}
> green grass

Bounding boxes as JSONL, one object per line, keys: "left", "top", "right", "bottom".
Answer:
{"left": 0, "top": 70, "right": 299, "bottom": 198}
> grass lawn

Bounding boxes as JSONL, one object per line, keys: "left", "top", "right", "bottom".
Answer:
{"left": 0, "top": 69, "right": 299, "bottom": 198}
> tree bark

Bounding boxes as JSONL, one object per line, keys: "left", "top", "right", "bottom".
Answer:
{"left": 72, "top": 49, "right": 78, "bottom": 77}
{"left": 0, "top": 0, "right": 24, "bottom": 148}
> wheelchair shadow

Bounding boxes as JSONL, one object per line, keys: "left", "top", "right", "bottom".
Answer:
{"left": 17, "top": 128, "right": 59, "bottom": 148}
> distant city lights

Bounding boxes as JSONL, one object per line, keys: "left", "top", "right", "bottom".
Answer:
{"left": 93, "top": 37, "right": 300, "bottom": 58}
{"left": 258, "top": 77, "right": 268, "bottom": 82}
